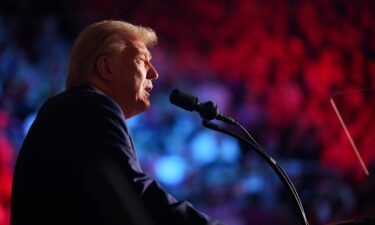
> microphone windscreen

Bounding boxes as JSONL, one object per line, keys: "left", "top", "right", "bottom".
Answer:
{"left": 169, "top": 89, "right": 198, "bottom": 112}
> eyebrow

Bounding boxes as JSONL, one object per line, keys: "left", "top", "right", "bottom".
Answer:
{"left": 138, "top": 50, "right": 152, "bottom": 60}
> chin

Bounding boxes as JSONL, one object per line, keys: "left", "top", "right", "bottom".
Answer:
{"left": 143, "top": 102, "right": 151, "bottom": 110}
{"left": 136, "top": 101, "right": 151, "bottom": 114}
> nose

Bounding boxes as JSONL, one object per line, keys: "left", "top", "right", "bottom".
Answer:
{"left": 147, "top": 62, "right": 158, "bottom": 80}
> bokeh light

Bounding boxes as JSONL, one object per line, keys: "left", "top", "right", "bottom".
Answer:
{"left": 1, "top": 1, "right": 375, "bottom": 225}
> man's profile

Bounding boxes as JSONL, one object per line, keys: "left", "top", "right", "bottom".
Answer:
{"left": 11, "top": 20, "right": 225, "bottom": 225}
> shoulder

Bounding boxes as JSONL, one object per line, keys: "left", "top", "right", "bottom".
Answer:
{"left": 31, "top": 85, "right": 129, "bottom": 137}
{"left": 42, "top": 85, "right": 125, "bottom": 120}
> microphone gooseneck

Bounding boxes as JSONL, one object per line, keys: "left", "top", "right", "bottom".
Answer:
{"left": 169, "top": 88, "right": 310, "bottom": 225}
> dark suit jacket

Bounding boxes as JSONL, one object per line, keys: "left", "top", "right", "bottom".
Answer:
{"left": 11, "top": 85, "right": 224, "bottom": 225}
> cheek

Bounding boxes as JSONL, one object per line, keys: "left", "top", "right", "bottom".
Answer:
{"left": 133, "top": 77, "right": 145, "bottom": 95}
{"left": 135, "top": 73, "right": 147, "bottom": 89}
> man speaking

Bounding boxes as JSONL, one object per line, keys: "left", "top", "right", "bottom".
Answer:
{"left": 11, "top": 20, "right": 225, "bottom": 225}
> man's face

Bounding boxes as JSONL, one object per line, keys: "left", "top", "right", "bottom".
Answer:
{"left": 109, "top": 39, "right": 158, "bottom": 119}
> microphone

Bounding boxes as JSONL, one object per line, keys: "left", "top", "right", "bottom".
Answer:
{"left": 169, "top": 89, "right": 236, "bottom": 125}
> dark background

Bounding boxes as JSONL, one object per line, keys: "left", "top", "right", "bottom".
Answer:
{"left": 0, "top": 0, "right": 375, "bottom": 224}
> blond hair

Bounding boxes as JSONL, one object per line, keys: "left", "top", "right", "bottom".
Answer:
{"left": 66, "top": 20, "right": 157, "bottom": 89}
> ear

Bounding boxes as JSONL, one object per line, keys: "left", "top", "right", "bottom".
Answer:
{"left": 95, "top": 55, "right": 114, "bottom": 82}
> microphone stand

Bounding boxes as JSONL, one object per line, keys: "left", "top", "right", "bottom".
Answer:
{"left": 202, "top": 119, "right": 310, "bottom": 225}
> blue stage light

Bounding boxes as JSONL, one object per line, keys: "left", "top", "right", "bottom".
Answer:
{"left": 155, "top": 155, "right": 187, "bottom": 186}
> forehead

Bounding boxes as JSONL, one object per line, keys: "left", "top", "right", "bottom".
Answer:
{"left": 127, "top": 40, "right": 152, "bottom": 58}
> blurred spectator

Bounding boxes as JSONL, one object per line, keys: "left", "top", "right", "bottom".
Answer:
{"left": 1, "top": 0, "right": 375, "bottom": 224}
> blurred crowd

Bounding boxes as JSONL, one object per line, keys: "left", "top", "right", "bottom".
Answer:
{"left": 1, "top": 0, "right": 375, "bottom": 225}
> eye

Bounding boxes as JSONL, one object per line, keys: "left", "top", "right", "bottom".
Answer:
{"left": 135, "top": 57, "right": 144, "bottom": 64}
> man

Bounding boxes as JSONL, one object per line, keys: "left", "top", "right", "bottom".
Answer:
{"left": 11, "top": 20, "right": 225, "bottom": 225}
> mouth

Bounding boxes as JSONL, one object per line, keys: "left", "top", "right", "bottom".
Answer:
{"left": 145, "top": 86, "right": 153, "bottom": 94}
